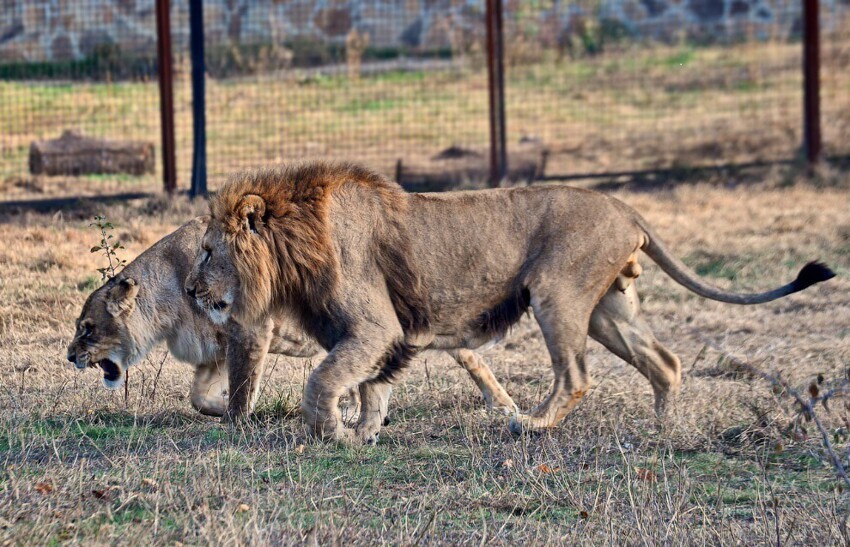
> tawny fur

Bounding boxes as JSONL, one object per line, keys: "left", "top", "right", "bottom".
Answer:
{"left": 68, "top": 218, "right": 320, "bottom": 418}
{"left": 187, "top": 160, "right": 833, "bottom": 443}
{"left": 69, "top": 218, "right": 517, "bottom": 420}
{"left": 209, "top": 163, "right": 430, "bottom": 335}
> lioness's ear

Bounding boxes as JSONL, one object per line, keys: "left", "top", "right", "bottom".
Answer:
{"left": 106, "top": 278, "right": 140, "bottom": 317}
{"left": 238, "top": 194, "right": 266, "bottom": 234}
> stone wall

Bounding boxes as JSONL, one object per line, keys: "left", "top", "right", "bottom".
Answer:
{"left": 0, "top": 0, "right": 846, "bottom": 64}
{"left": 597, "top": 0, "right": 848, "bottom": 42}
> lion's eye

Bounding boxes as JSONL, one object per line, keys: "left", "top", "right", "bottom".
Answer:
{"left": 79, "top": 324, "right": 93, "bottom": 337}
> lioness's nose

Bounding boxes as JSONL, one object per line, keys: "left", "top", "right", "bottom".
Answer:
{"left": 67, "top": 351, "right": 76, "bottom": 363}
{"left": 185, "top": 286, "right": 196, "bottom": 299}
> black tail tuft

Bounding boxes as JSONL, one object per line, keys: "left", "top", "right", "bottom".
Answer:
{"left": 793, "top": 261, "right": 836, "bottom": 291}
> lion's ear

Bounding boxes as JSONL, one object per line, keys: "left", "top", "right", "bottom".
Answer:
{"left": 238, "top": 194, "right": 266, "bottom": 234}
{"left": 106, "top": 278, "right": 140, "bottom": 317}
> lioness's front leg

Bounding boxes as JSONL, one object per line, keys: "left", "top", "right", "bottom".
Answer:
{"left": 190, "top": 362, "right": 227, "bottom": 417}
{"left": 224, "top": 318, "right": 274, "bottom": 423}
{"left": 354, "top": 381, "right": 393, "bottom": 444}
{"left": 451, "top": 349, "right": 516, "bottom": 415}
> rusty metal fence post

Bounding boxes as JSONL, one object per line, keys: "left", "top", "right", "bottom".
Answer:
{"left": 486, "top": 0, "right": 507, "bottom": 187}
{"left": 803, "top": 0, "right": 821, "bottom": 166}
{"left": 155, "top": 0, "right": 176, "bottom": 193}
{"left": 189, "top": 0, "right": 208, "bottom": 197}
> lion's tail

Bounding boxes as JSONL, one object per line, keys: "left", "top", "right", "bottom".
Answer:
{"left": 633, "top": 214, "right": 835, "bottom": 305}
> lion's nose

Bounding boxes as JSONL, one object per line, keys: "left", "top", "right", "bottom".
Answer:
{"left": 67, "top": 351, "right": 76, "bottom": 363}
{"left": 185, "top": 285, "right": 196, "bottom": 298}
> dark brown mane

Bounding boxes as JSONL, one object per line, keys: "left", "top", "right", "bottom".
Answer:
{"left": 210, "top": 161, "right": 431, "bottom": 344}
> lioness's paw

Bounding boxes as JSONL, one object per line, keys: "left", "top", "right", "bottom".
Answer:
{"left": 508, "top": 414, "right": 549, "bottom": 436}
{"left": 481, "top": 387, "right": 517, "bottom": 417}
{"left": 485, "top": 397, "right": 518, "bottom": 417}
{"left": 334, "top": 427, "right": 357, "bottom": 445}
{"left": 355, "top": 422, "right": 381, "bottom": 446}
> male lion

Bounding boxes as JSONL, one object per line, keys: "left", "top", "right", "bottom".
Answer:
{"left": 184, "top": 161, "right": 835, "bottom": 443}
{"left": 67, "top": 218, "right": 516, "bottom": 418}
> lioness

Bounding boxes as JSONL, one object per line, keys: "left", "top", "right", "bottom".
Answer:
{"left": 67, "top": 218, "right": 517, "bottom": 418}
{"left": 184, "top": 162, "right": 834, "bottom": 443}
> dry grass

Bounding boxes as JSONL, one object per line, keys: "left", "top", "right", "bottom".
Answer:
{"left": 2, "top": 35, "right": 849, "bottom": 200}
{"left": 0, "top": 179, "right": 849, "bottom": 543}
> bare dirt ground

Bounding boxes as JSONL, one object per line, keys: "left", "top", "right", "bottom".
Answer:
{"left": 0, "top": 179, "right": 849, "bottom": 544}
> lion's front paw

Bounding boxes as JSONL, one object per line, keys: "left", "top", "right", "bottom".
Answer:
{"left": 222, "top": 408, "right": 251, "bottom": 427}
{"left": 340, "top": 403, "right": 360, "bottom": 425}
{"left": 479, "top": 384, "right": 517, "bottom": 417}
{"left": 305, "top": 421, "right": 355, "bottom": 444}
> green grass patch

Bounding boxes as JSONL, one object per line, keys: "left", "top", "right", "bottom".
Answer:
{"left": 663, "top": 49, "right": 697, "bottom": 69}
{"left": 77, "top": 500, "right": 156, "bottom": 537}
{"left": 339, "top": 97, "right": 401, "bottom": 113}
{"left": 77, "top": 275, "right": 101, "bottom": 292}
{"left": 75, "top": 422, "right": 146, "bottom": 442}
{"left": 370, "top": 70, "right": 429, "bottom": 85}
{"left": 0, "top": 51, "right": 156, "bottom": 81}
{"left": 204, "top": 427, "right": 230, "bottom": 443}
{"left": 685, "top": 253, "right": 743, "bottom": 281}
{"left": 2, "top": 413, "right": 156, "bottom": 452}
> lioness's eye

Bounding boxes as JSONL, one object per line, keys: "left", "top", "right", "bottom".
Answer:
{"left": 203, "top": 250, "right": 211, "bottom": 264}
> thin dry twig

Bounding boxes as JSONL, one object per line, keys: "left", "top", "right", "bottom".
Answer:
{"left": 149, "top": 351, "right": 168, "bottom": 403}
{"left": 701, "top": 337, "right": 850, "bottom": 492}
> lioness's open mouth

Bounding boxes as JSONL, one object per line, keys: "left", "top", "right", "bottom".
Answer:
{"left": 97, "top": 359, "right": 122, "bottom": 384}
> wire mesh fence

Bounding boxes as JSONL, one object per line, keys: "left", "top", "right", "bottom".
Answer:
{"left": 821, "top": 4, "right": 850, "bottom": 161}
{"left": 502, "top": 0, "right": 835, "bottom": 177}
{"left": 0, "top": 0, "right": 848, "bottom": 198}
{"left": 195, "top": 1, "right": 491, "bottom": 186}
{"left": 0, "top": 0, "right": 171, "bottom": 199}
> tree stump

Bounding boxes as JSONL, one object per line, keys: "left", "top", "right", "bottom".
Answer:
{"left": 396, "top": 139, "right": 547, "bottom": 192}
{"left": 29, "top": 130, "right": 155, "bottom": 176}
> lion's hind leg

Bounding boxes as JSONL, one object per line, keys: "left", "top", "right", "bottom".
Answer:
{"left": 450, "top": 349, "right": 516, "bottom": 415}
{"left": 509, "top": 290, "right": 594, "bottom": 434}
{"left": 589, "top": 281, "right": 682, "bottom": 416}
